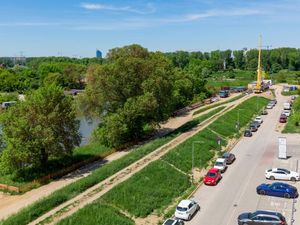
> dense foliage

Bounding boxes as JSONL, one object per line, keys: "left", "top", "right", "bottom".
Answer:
{"left": 81, "top": 44, "right": 209, "bottom": 147}
{"left": 283, "top": 96, "right": 300, "bottom": 133}
{"left": 0, "top": 85, "right": 81, "bottom": 174}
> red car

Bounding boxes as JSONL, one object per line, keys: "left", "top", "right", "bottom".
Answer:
{"left": 204, "top": 168, "right": 222, "bottom": 186}
{"left": 279, "top": 114, "right": 287, "bottom": 123}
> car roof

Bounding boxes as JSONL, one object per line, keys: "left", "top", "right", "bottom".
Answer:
{"left": 208, "top": 168, "right": 219, "bottom": 173}
{"left": 178, "top": 199, "right": 193, "bottom": 207}
{"left": 255, "top": 210, "right": 283, "bottom": 217}
{"left": 163, "top": 219, "right": 177, "bottom": 225}
{"left": 222, "top": 152, "right": 230, "bottom": 157}
{"left": 216, "top": 158, "right": 226, "bottom": 162}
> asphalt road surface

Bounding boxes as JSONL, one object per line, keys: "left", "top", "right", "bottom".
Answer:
{"left": 188, "top": 88, "right": 300, "bottom": 225}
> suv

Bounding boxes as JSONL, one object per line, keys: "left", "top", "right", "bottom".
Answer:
{"left": 238, "top": 210, "right": 287, "bottom": 225}
{"left": 214, "top": 158, "right": 227, "bottom": 172}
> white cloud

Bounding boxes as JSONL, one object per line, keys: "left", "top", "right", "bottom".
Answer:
{"left": 80, "top": 2, "right": 155, "bottom": 14}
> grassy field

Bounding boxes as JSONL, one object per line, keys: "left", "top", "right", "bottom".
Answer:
{"left": 59, "top": 96, "right": 268, "bottom": 223}
{"left": 102, "top": 160, "right": 191, "bottom": 217}
{"left": 208, "top": 96, "right": 268, "bottom": 138}
{"left": 0, "top": 106, "right": 224, "bottom": 225}
{"left": 281, "top": 90, "right": 299, "bottom": 96}
{"left": 206, "top": 70, "right": 254, "bottom": 90}
{"left": 162, "top": 128, "right": 224, "bottom": 173}
{"left": 193, "top": 94, "right": 244, "bottom": 115}
{"left": 57, "top": 202, "right": 134, "bottom": 225}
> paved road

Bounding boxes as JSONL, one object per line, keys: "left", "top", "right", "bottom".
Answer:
{"left": 188, "top": 86, "right": 300, "bottom": 225}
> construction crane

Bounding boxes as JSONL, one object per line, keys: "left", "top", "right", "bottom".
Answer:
{"left": 254, "top": 35, "right": 263, "bottom": 94}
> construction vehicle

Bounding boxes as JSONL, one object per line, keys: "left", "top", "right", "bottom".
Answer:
{"left": 254, "top": 35, "right": 263, "bottom": 94}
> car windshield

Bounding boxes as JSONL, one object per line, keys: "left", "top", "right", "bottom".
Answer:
{"left": 278, "top": 168, "right": 290, "bottom": 174}
{"left": 207, "top": 172, "right": 216, "bottom": 177}
{"left": 250, "top": 212, "right": 258, "bottom": 219}
{"left": 164, "top": 219, "right": 175, "bottom": 225}
{"left": 176, "top": 206, "right": 188, "bottom": 212}
{"left": 215, "top": 162, "right": 223, "bottom": 166}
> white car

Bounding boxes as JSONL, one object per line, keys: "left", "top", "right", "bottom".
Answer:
{"left": 214, "top": 158, "right": 227, "bottom": 173}
{"left": 163, "top": 218, "right": 184, "bottom": 225}
{"left": 282, "top": 110, "right": 291, "bottom": 117}
{"left": 265, "top": 168, "right": 300, "bottom": 181}
{"left": 254, "top": 116, "right": 263, "bottom": 124}
{"left": 266, "top": 104, "right": 273, "bottom": 109}
{"left": 175, "top": 199, "right": 199, "bottom": 221}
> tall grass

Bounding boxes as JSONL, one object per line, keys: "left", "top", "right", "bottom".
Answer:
{"left": 102, "top": 160, "right": 190, "bottom": 218}
{"left": 57, "top": 202, "right": 134, "bottom": 225}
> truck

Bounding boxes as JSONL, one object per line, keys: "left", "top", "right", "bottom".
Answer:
{"left": 219, "top": 90, "right": 230, "bottom": 98}
{"left": 283, "top": 102, "right": 291, "bottom": 110}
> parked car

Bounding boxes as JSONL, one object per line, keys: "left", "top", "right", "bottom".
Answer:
{"left": 282, "top": 110, "right": 290, "bottom": 117}
{"left": 213, "top": 158, "right": 227, "bottom": 173}
{"left": 163, "top": 218, "right": 184, "bottom": 225}
{"left": 270, "top": 99, "right": 277, "bottom": 104}
{"left": 283, "top": 102, "right": 291, "bottom": 110}
{"left": 265, "top": 168, "right": 300, "bottom": 181}
{"left": 249, "top": 124, "right": 258, "bottom": 132}
{"left": 251, "top": 121, "right": 260, "bottom": 128}
{"left": 175, "top": 199, "right": 199, "bottom": 221}
{"left": 204, "top": 168, "right": 222, "bottom": 186}
{"left": 256, "top": 182, "right": 298, "bottom": 198}
{"left": 266, "top": 104, "right": 273, "bottom": 109}
{"left": 238, "top": 210, "right": 287, "bottom": 225}
{"left": 254, "top": 116, "right": 263, "bottom": 124}
{"left": 244, "top": 129, "right": 253, "bottom": 137}
{"left": 1, "top": 101, "right": 16, "bottom": 109}
{"left": 279, "top": 114, "right": 287, "bottom": 123}
{"left": 222, "top": 152, "right": 236, "bottom": 164}
{"left": 261, "top": 110, "right": 268, "bottom": 115}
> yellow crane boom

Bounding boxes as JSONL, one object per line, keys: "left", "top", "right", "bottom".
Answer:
{"left": 254, "top": 35, "right": 262, "bottom": 93}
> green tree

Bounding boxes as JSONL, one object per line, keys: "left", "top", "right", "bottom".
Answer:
{"left": 82, "top": 45, "right": 174, "bottom": 147}
{"left": 0, "top": 84, "right": 81, "bottom": 172}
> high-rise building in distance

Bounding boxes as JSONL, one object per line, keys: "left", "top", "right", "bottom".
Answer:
{"left": 96, "top": 49, "right": 102, "bottom": 59}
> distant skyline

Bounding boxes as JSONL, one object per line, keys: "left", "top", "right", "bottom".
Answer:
{"left": 1, "top": 0, "right": 300, "bottom": 57}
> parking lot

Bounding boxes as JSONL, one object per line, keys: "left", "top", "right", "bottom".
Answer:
{"left": 186, "top": 89, "right": 300, "bottom": 225}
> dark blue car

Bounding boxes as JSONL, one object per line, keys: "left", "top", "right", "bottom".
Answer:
{"left": 256, "top": 182, "right": 298, "bottom": 198}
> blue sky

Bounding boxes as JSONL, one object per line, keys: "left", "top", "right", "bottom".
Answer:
{"left": 1, "top": 0, "right": 300, "bottom": 57}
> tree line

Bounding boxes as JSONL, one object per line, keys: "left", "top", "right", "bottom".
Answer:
{"left": 1, "top": 44, "right": 300, "bottom": 175}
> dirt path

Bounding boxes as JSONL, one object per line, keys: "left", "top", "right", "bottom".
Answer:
{"left": 29, "top": 95, "right": 252, "bottom": 225}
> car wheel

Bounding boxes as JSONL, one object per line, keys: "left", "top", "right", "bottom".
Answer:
{"left": 270, "top": 176, "right": 275, "bottom": 180}
{"left": 187, "top": 214, "right": 191, "bottom": 221}
{"left": 291, "top": 177, "right": 296, "bottom": 182}
{"left": 259, "top": 190, "right": 266, "bottom": 195}
{"left": 197, "top": 205, "right": 200, "bottom": 211}
{"left": 284, "top": 193, "right": 291, "bottom": 198}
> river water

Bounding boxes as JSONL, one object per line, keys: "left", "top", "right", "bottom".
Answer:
{"left": 78, "top": 116, "right": 100, "bottom": 145}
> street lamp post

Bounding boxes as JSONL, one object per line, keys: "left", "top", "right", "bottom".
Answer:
{"left": 192, "top": 141, "right": 204, "bottom": 184}
{"left": 236, "top": 109, "right": 244, "bottom": 130}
